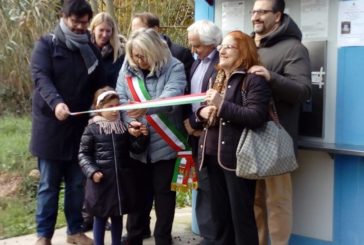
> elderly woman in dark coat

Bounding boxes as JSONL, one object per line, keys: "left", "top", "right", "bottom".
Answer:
{"left": 196, "top": 30, "right": 271, "bottom": 245}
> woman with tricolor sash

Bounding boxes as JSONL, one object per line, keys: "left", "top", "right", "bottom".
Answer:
{"left": 116, "top": 28, "right": 187, "bottom": 245}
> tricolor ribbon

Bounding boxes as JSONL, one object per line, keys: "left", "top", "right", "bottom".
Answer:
{"left": 69, "top": 93, "right": 206, "bottom": 115}
{"left": 126, "top": 76, "right": 198, "bottom": 192}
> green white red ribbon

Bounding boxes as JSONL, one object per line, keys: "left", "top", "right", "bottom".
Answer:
{"left": 69, "top": 92, "right": 205, "bottom": 116}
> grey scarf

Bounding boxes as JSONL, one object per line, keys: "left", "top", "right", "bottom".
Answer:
{"left": 56, "top": 18, "right": 98, "bottom": 74}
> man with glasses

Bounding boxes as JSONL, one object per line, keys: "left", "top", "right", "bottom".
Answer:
{"left": 30, "top": 0, "right": 105, "bottom": 244}
{"left": 248, "top": 0, "right": 311, "bottom": 245}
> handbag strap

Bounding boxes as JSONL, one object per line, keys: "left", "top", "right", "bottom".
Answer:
{"left": 241, "top": 74, "right": 281, "bottom": 127}
{"left": 269, "top": 100, "right": 281, "bottom": 126}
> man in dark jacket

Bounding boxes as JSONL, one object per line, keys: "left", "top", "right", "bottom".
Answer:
{"left": 122, "top": 12, "right": 194, "bottom": 244}
{"left": 184, "top": 20, "right": 222, "bottom": 245}
{"left": 30, "top": 1, "right": 105, "bottom": 244}
{"left": 248, "top": 0, "right": 311, "bottom": 244}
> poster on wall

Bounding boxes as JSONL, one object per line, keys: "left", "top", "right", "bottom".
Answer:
{"left": 221, "top": 1, "right": 245, "bottom": 35}
{"left": 300, "top": 0, "right": 329, "bottom": 41}
{"left": 338, "top": 0, "right": 364, "bottom": 47}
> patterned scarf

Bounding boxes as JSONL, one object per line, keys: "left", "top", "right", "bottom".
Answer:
{"left": 206, "top": 70, "right": 228, "bottom": 127}
{"left": 91, "top": 116, "right": 127, "bottom": 135}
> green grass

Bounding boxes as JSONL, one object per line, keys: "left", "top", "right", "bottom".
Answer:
{"left": 0, "top": 115, "right": 34, "bottom": 173}
{"left": 0, "top": 191, "right": 67, "bottom": 239}
{"left": 0, "top": 115, "right": 66, "bottom": 239}
{"left": 0, "top": 197, "right": 37, "bottom": 238}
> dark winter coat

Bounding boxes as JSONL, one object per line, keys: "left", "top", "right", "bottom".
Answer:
{"left": 30, "top": 33, "right": 106, "bottom": 161}
{"left": 254, "top": 14, "right": 312, "bottom": 148}
{"left": 78, "top": 120, "right": 148, "bottom": 217}
{"left": 198, "top": 71, "right": 271, "bottom": 170}
{"left": 102, "top": 51, "right": 125, "bottom": 89}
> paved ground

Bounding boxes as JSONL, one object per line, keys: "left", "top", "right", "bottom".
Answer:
{"left": 0, "top": 207, "right": 201, "bottom": 245}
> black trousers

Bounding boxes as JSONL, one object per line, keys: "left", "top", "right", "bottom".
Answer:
{"left": 126, "top": 159, "right": 176, "bottom": 245}
{"left": 205, "top": 155, "right": 258, "bottom": 245}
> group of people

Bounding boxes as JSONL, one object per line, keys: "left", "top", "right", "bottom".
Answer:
{"left": 30, "top": 0, "right": 311, "bottom": 245}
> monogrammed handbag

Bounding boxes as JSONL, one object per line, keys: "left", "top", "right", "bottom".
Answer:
{"left": 235, "top": 82, "right": 298, "bottom": 179}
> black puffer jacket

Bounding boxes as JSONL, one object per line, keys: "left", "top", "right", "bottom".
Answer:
{"left": 78, "top": 120, "right": 148, "bottom": 217}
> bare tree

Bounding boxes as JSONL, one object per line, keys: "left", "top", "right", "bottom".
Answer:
{"left": 105, "top": 0, "right": 116, "bottom": 20}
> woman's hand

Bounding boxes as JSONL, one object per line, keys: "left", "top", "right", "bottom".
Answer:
{"left": 199, "top": 105, "right": 217, "bottom": 120}
{"left": 199, "top": 105, "right": 218, "bottom": 127}
{"left": 127, "top": 108, "right": 147, "bottom": 119}
{"left": 92, "top": 171, "right": 103, "bottom": 183}
{"left": 205, "top": 89, "right": 223, "bottom": 108}
{"left": 128, "top": 121, "right": 148, "bottom": 137}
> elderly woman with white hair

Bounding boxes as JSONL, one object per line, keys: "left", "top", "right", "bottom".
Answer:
{"left": 116, "top": 28, "right": 186, "bottom": 245}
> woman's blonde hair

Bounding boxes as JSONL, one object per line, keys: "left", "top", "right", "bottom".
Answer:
{"left": 125, "top": 28, "right": 171, "bottom": 75}
{"left": 90, "top": 12, "right": 124, "bottom": 62}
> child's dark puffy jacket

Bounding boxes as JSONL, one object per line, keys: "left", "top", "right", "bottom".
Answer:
{"left": 78, "top": 121, "right": 148, "bottom": 217}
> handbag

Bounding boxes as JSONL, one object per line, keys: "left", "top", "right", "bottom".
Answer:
{"left": 235, "top": 80, "right": 298, "bottom": 179}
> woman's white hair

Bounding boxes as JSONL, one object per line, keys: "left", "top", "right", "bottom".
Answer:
{"left": 125, "top": 28, "right": 171, "bottom": 75}
{"left": 187, "top": 20, "right": 223, "bottom": 47}
{"left": 90, "top": 12, "right": 124, "bottom": 62}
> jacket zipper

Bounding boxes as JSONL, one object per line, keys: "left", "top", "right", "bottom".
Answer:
{"left": 112, "top": 133, "right": 123, "bottom": 215}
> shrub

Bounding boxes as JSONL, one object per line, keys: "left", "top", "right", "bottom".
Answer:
{"left": 0, "top": 0, "right": 61, "bottom": 115}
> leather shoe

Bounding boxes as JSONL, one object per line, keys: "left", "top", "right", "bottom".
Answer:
{"left": 66, "top": 232, "right": 93, "bottom": 245}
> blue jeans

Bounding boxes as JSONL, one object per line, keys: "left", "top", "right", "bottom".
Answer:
{"left": 36, "top": 158, "right": 85, "bottom": 238}
{"left": 93, "top": 216, "right": 122, "bottom": 245}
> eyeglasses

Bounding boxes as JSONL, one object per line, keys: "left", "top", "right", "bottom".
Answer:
{"left": 68, "top": 17, "right": 90, "bottom": 27}
{"left": 249, "top": 9, "right": 274, "bottom": 16}
{"left": 216, "top": 44, "right": 238, "bottom": 52}
{"left": 132, "top": 53, "right": 146, "bottom": 62}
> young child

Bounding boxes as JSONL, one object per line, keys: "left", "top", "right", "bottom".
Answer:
{"left": 78, "top": 86, "right": 148, "bottom": 245}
